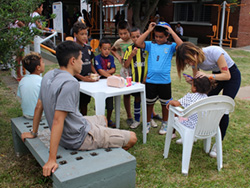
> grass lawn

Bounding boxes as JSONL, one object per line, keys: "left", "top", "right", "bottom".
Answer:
{"left": 0, "top": 48, "right": 250, "bottom": 187}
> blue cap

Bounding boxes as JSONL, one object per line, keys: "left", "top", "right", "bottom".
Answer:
{"left": 156, "top": 21, "right": 171, "bottom": 28}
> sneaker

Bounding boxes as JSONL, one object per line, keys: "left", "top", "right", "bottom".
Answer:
{"left": 130, "top": 120, "right": 140, "bottom": 129}
{"left": 126, "top": 118, "right": 133, "bottom": 126}
{"left": 176, "top": 138, "right": 197, "bottom": 144}
{"left": 153, "top": 114, "right": 162, "bottom": 121}
{"left": 159, "top": 122, "right": 168, "bottom": 135}
{"left": 150, "top": 119, "right": 158, "bottom": 128}
{"left": 172, "top": 133, "right": 177, "bottom": 139}
{"left": 143, "top": 123, "right": 151, "bottom": 134}
{"left": 209, "top": 144, "right": 217, "bottom": 158}
{"left": 176, "top": 138, "right": 182, "bottom": 144}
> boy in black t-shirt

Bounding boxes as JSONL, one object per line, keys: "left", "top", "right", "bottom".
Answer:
{"left": 73, "top": 22, "right": 99, "bottom": 115}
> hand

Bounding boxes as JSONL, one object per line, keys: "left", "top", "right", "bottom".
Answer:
{"left": 43, "top": 159, "right": 58, "bottom": 177}
{"left": 195, "top": 71, "right": 207, "bottom": 78}
{"left": 21, "top": 132, "right": 36, "bottom": 142}
{"left": 148, "top": 22, "right": 156, "bottom": 32}
{"left": 131, "top": 47, "right": 138, "bottom": 57}
{"left": 164, "top": 25, "right": 174, "bottom": 34}
{"left": 183, "top": 75, "right": 193, "bottom": 85}
{"left": 118, "top": 57, "right": 123, "bottom": 65}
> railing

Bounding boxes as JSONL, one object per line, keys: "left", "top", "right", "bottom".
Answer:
{"left": 34, "top": 31, "right": 58, "bottom": 54}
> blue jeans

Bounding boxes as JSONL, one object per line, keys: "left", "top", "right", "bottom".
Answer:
{"left": 208, "top": 64, "right": 241, "bottom": 140}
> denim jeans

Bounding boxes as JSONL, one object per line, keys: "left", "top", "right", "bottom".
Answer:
{"left": 208, "top": 64, "right": 241, "bottom": 140}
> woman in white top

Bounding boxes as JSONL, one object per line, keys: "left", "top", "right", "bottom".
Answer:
{"left": 175, "top": 42, "right": 241, "bottom": 157}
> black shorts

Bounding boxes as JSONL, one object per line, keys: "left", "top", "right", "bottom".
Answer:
{"left": 145, "top": 83, "right": 172, "bottom": 105}
{"left": 80, "top": 93, "right": 91, "bottom": 106}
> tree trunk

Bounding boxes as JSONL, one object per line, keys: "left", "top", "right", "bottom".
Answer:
{"left": 132, "top": 0, "right": 160, "bottom": 32}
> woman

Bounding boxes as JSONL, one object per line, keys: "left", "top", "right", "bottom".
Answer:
{"left": 176, "top": 42, "right": 241, "bottom": 158}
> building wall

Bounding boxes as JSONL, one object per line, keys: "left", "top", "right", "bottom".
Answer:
{"left": 158, "top": 0, "right": 250, "bottom": 47}
{"left": 237, "top": 0, "right": 250, "bottom": 47}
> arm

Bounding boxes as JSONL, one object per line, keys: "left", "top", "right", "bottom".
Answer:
{"left": 75, "top": 74, "right": 97, "bottom": 82}
{"left": 135, "top": 22, "right": 156, "bottom": 49}
{"left": 164, "top": 25, "right": 183, "bottom": 48}
{"left": 124, "top": 48, "right": 137, "bottom": 68}
{"left": 97, "top": 68, "right": 115, "bottom": 77}
{"left": 43, "top": 110, "right": 68, "bottom": 177}
{"left": 166, "top": 100, "right": 181, "bottom": 110}
{"left": 21, "top": 99, "right": 43, "bottom": 141}
{"left": 196, "top": 54, "right": 231, "bottom": 81}
{"left": 91, "top": 63, "right": 98, "bottom": 74}
{"left": 111, "top": 46, "right": 123, "bottom": 65}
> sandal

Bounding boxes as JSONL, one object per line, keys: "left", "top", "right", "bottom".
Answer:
{"left": 108, "top": 120, "right": 116, "bottom": 128}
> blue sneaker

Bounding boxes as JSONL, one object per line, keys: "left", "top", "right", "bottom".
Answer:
{"left": 159, "top": 122, "right": 167, "bottom": 135}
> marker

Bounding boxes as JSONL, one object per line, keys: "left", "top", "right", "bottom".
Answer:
{"left": 183, "top": 73, "right": 193, "bottom": 79}
{"left": 165, "top": 98, "right": 173, "bottom": 105}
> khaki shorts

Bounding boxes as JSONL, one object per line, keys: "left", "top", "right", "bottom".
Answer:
{"left": 79, "top": 115, "right": 131, "bottom": 151}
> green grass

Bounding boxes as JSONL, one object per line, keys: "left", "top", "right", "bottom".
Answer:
{"left": 0, "top": 48, "right": 250, "bottom": 187}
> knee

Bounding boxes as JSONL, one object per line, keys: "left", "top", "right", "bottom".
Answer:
{"left": 130, "top": 131, "right": 137, "bottom": 145}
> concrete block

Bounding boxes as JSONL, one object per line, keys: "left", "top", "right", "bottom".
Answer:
{"left": 11, "top": 117, "right": 136, "bottom": 188}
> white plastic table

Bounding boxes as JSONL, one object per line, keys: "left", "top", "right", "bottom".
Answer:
{"left": 79, "top": 79, "right": 147, "bottom": 143}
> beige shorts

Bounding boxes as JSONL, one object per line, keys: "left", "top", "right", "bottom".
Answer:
{"left": 79, "top": 115, "right": 131, "bottom": 151}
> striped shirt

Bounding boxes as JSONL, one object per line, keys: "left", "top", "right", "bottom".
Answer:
{"left": 123, "top": 44, "right": 148, "bottom": 83}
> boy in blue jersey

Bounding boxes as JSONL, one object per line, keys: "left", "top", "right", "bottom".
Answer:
{"left": 94, "top": 38, "right": 116, "bottom": 127}
{"left": 135, "top": 22, "right": 183, "bottom": 134}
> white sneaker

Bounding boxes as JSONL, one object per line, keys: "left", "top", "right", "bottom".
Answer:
{"left": 146, "top": 123, "right": 151, "bottom": 134}
{"left": 159, "top": 122, "right": 167, "bottom": 135}
{"left": 176, "top": 138, "right": 182, "bottom": 144}
{"left": 150, "top": 119, "right": 158, "bottom": 128}
{"left": 209, "top": 144, "right": 217, "bottom": 158}
{"left": 130, "top": 120, "right": 140, "bottom": 129}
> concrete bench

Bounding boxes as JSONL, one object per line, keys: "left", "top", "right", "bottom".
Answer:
{"left": 182, "top": 36, "right": 198, "bottom": 45}
{"left": 11, "top": 117, "right": 136, "bottom": 188}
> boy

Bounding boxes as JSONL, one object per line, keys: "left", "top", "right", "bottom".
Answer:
{"left": 123, "top": 28, "right": 162, "bottom": 130}
{"left": 73, "top": 21, "right": 99, "bottom": 115}
{"left": 111, "top": 21, "right": 134, "bottom": 126}
{"left": 17, "top": 52, "right": 45, "bottom": 119}
{"left": 94, "top": 38, "right": 116, "bottom": 127}
{"left": 21, "top": 41, "right": 137, "bottom": 177}
{"left": 135, "top": 21, "right": 183, "bottom": 134}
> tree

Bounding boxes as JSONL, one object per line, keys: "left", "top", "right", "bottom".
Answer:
{"left": 0, "top": 0, "right": 46, "bottom": 68}
{"left": 124, "top": 0, "right": 171, "bottom": 32}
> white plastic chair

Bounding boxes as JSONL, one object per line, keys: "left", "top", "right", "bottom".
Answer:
{"left": 163, "top": 95, "right": 235, "bottom": 175}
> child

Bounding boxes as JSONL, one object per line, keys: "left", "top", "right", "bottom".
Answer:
{"left": 135, "top": 21, "right": 183, "bottom": 134}
{"left": 111, "top": 20, "right": 134, "bottom": 125}
{"left": 17, "top": 52, "right": 45, "bottom": 119}
{"left": 123, "top": 27, "right": 159, "bottom": 129}
{"left": 94, "top": 38, "right": 116, "bottom": 127}
{"left": 73, "top": 21, "right": 99, "bottom": 115}
{"left": 166, "top": 76, "right": 213, "bottom": 143}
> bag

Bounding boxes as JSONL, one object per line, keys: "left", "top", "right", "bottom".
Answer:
{"left": 107, "top": 76, "right": 125, "bottom": 88}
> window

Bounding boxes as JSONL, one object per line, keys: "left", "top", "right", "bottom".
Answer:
{"left": 173, "top": 1, "right": 211, "bottom": 23}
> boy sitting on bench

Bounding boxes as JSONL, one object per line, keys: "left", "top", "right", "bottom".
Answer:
{"left": 21, "top": 41, "right": 137, "bottom": 177}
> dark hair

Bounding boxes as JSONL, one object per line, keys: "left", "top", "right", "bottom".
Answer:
{"left": 56, "top": 41, "right": 83, "bottom": 67}
{"left": 73, "top": 21, "right": 87, "bottom": 34}
{"left": 130, "top": 27, "right": 141, "bottom": 34}
{"left": 193, "top": 77, "right": 213, "bottom": 94}
{"left": 117, "top": 20, "right": 130, "bottom": 32}
{"left": 22, "top": 52, "right": 41, "bottom": 73}
{"left": 154, "top": 26, "right": 169, "bottom": 37}
{"left": 99, "top": 38, "right": 111, "bottom": 47}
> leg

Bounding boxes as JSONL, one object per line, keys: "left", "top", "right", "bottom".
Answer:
{"left": 124, "top": 94, "right": 132, "bottom": 119}
{"left": 147, "top": 104, "right": 154, "bottom": 123}
{"left": 162, "top": 104, "right": 168, "bottom": 122}
{"left": 122, "top": 132, "right": 137, "bottom": 150}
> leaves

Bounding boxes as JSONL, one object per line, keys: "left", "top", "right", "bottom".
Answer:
{"left": 0, "top": 0, "right": 44, "bottom": 66}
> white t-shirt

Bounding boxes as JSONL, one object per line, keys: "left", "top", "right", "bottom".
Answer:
{"left": 198, "top": 46, "right": 235, "bottom": 72}
{"left": 17, "top": 74, "right": 42, "bottom": 117}
{"left": 29, "top": 12, "right": 41, "bottom": 30}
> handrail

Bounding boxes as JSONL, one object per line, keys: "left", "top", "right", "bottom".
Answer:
{"left": 34, "top": 31, "right": 57, "bottom": 54}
